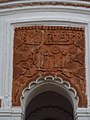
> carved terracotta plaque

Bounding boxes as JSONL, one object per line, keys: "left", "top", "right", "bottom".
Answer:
{"left": 13, "top": 26, "right": 87, "bottom": 107}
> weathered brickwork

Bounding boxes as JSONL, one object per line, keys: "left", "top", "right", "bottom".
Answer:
{"left": 0, "top": 1, "right": 90, "bottom": 9}
{"left": 0, "top": 0, "right": 11, "bottom": 2}
{"left": 0, "top": 0, "right": 89, "bottom": 2}
{"left": 13, "top": 26, "right": 87, "bottom": 107}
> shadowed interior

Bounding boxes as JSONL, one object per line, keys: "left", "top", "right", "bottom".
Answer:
{"left": 25, "top": 91, "right": 74, "bottom": 120}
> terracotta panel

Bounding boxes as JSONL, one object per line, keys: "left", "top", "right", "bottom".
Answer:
{"left": 12, "top": 26, "right": 87, "bottom": 107}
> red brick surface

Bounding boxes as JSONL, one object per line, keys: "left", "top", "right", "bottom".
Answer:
{"left": 12, "top": 26, "right": 87, "bottom": 107}
{"left": 0, "top": 1, "right": 90, "bottom": 9}
{"left": 0, "top": 0, "right": 11, "bottom": 2}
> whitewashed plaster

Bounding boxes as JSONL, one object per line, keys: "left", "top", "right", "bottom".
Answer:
{"left": 0, "top": 0, "right": 90, "bottom": 119}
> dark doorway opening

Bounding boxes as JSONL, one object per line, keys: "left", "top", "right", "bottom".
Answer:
{"left": 42, "top": 119, "right": 57, "bottom": 120}
{"left": 41, "top": 119, "right": 57, "bottom": 120}
{"left": 25, "top": 91, "right": 74, "bottom": 120}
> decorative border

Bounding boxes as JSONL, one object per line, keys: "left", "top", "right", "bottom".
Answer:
{"left": 21, "top": 76, "right": 78, "bottom": 112}
{"left": 15, "top": 26, "right": 84, "bottom": 31}
{"left": 21, "top": 76, "right": 78, "bottom": 99}
{"left": 0, "top": 1, "right": 90, "bottom": 10}
{"left": 0, "top": 0, "right": 90, "bottom": 3}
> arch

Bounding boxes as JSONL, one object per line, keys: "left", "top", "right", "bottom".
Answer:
{"left": 25, "top": 91, "right": 74, "bottom": 120}
{"left": 20, "top": 76, "right": 79, "bottom": 119}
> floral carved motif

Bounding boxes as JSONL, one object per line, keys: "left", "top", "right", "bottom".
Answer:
{"left": 13, "top": 26, "right": 87, "bottom": 107}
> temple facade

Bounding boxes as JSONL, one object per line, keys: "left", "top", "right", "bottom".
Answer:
{"left": 0, "top": 0, "right": 90, "bottom": 120}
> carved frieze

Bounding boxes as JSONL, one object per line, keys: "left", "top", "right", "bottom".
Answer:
{"left": 13, "top": 26, "right": 86, "bottom": 107}
{"left": 0, "top": 1, "right": 90, "bottom": 9}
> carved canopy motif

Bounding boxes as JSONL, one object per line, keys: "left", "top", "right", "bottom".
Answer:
{"left": 12, "top": 26, "right": 87, "bottom": 107}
